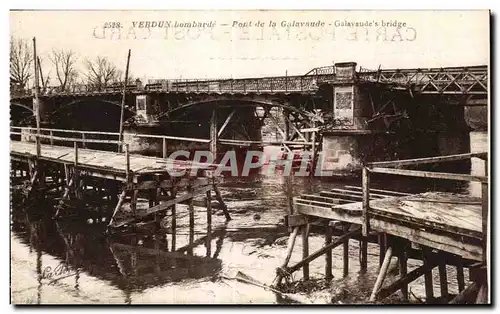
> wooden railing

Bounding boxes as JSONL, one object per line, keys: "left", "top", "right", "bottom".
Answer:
{"left": 362, "top": 152, "right": 489, "bottom": 262}
{"left": 10, "top": 126, "right": 211, "bottom": 157}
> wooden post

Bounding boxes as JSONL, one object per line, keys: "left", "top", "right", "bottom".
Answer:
{"left": 449, "top": 282, "right": 479, "bottom": 304}
{"left": 82, "top": 133, "right": 86, "bottom": 149}
{"left": 210, "top": 109, "right": 217, "bottom": 162}
{"left": 362, "top": 167, "right": 370, "bottom": 236}
{"left": 35, "top": 135, "right": 41, "bottom": 158}
{"left": 73, "top": 142, "right": 79, "bottom": 198}
{"left": 131, "top": 189, "right": 138, "bottom": 218}
{"left": 360, "top": 238, "right": 368, "bottom": 272}
{"left": 188, "top": 185, "right": 195, "bottom": 255}
{"left": 369, "top": 246, "right": 393, "bottom": 302}
{"left": 476, "top": 284, "right": 488, "bottom": 304}
{"left": 302, "top": 223, "right": 310, "bottom": 280}
{"left": 275, "top": 226, "right": 299, "bottom": 285}
{"left": 325, "top": 221, "right": 333, "bottom": 280}
{"left": 50, "top": 130, "right": 54, "bottom": 145}
{"left": 422, "top": 248, "right": 434, "bottom": 303}
{"left": 206, "top": 189, "right": 212, "bottom": 257}
{"left": 213, "top": 183, "right": 231, "bottom": 221}
{"left": 171, "top": 187, "right": 177, "bottom": 251}
{"left": 162, "top": 138, "right": 167, "bottom": 158}
{"left": 481, "top": 182, "right": 488, "bottom": 264}
{"left": 378, "top": 233, "right": 386, "bottom": 268}
{"left": 438, "top": 262, "right": 449, "bottom": 301}
{"left": 107, "top": 190, "right": 127, "bottom": 228}
{"left": 118, "top": 49, "right": 131, "bottom": 153}
{"left": 311, "top": 128, "right": 317, "bottom": 175}
{"left": 125, "top": 144, "right": 130, "bottom": 183}
{"left": 398, "top": 243, "right": 409, "bottom": 302}
{"left": 32, "top": 37, "right": 40, "bottom": 135}
{"left": 456, "top": 258, "right": 465, "bottom": 292}
{"left": 343, "top": 223, "right": 350, "bottom": 277}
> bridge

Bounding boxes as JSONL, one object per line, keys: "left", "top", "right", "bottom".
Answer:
{"left": 10, "top": 62, "right": 489, "bottom": 174}
{"left": 11, "top": 64, "right": 488, "bottom": 99}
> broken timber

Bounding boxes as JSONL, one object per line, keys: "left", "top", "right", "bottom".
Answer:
{"left": 276, "top": 152, "right": 489, "bottom": 304}
{"left": 10, "top": 140, "right": 231, "bottom": 231}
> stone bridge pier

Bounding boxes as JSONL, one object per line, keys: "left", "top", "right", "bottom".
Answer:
{"left": 321, "top": 62, "right": 473, "bottom": 176}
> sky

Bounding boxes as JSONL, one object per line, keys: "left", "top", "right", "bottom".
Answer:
{"left": 10, "top": 10, "right": 490, "bottom": 84}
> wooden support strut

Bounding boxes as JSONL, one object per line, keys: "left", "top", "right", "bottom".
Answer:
{"left": 325, "top": 221, "right": 333, "bottom": 280}
{"left": 422, "top": 248, "right": 435, "bottom": 303}
{"left": 212, "top": 183, "right": 231, "bottom": 221}
{"left": 398, "top": 241, "right": 409, "bottom": 302}
{"left": 302, "top": 223, "right": 310, "bottom": 280}
{"left": 206, "top": 189, "right": 212, "bottom": 257}
{"left": 369, "top": 246, "right": 394, "bottom": 302}
{"left": 287, "top": 227, "right": 361, "bottom": 274}
{"left": 438, "top": 262, "right": 449, "bottom": 301}
{"left": 171, "top": 186, "right": 177, "bottom": 251}
{"left": 375, "top": 258, "right": 438, "bottom": 301}
{"left": 343, "top": 223, "right": 350, "bottom": 277}
{"left": 274, "top": 226, "right": 300, "bottom": 285}
{"left": 188, "top": 184, "right": 195, "bottom": 255}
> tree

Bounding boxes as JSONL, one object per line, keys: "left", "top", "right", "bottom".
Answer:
{"left": 83, "top": 56, "right": 120, "bottom": 90}
{"left": 10, "top": 37, "right": 33, "bottom": 88}
{"left": 50, "top": 49, "right": 78, "bottom": 91}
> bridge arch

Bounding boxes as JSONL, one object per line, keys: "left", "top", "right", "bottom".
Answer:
{"left": 10, "top": 102, "right": 35, "bottom": 126}
{"left": 11, "top": 103, "right": 34, "bottom": 113}
{"left": 48, "top": 98, "right": 135, "bottom": 132}
{"left": 165, "top": 96, "right": 315, "bottom": 120}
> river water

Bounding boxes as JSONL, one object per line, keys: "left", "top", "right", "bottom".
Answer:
{"left": 10, "top": 131, "right": 487, "bottom": 304}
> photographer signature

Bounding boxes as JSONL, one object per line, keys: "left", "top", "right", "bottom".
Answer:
{"left": 42, "top": 263, "right": 77, "bottom": 284}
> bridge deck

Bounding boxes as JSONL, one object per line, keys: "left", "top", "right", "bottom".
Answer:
{"left": 10, "top": 141, "right": 213, "bottom": 178}
{"left": 295, "top": 191, "right": 483, "bottom": 261}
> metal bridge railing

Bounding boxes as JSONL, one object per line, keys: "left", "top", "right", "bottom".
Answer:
{"left": 10, "top": 65, "right": 488, "bottom": 98}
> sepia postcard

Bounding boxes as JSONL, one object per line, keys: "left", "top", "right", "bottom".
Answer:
{"left": 9, "top": 10, "right": 490, "bottom": 305}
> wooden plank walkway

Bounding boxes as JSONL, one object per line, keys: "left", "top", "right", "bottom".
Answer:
{"left": 295, "top": 190, "right": 483, "bottom": 261}
{"left": 10, "top": 141, "right": 214, "bottom": 177}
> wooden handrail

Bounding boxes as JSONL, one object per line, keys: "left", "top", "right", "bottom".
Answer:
{"left": 367, "top": 152, "right": 488, "bottom": 168}
{"left": 11, "top": 127, "right": 210, "bottom": 143}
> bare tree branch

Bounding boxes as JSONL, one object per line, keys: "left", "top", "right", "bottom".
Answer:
{"left": 10, "top": 37, "right": 33, "bottom": 88}
{"left": 50, "top": 49, "right": 78, "bottom": 91}
{"left": 83, "top": 56, "right": 120, "bottom": 91}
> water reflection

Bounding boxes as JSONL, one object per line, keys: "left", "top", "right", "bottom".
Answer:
{"left": 12, "top": 208, "right": 224, "bottom": 304}
{"left": 11, "top": 131, "right": 487, "bottom": 304}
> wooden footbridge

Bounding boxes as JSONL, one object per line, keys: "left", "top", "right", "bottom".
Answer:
{"left": 10, "top": 129, "right": 231, "bottom": 233}
{"left": 276, "top": 153, "right": 489, "bottom": 304}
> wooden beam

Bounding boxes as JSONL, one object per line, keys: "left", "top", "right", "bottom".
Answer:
{"left": 422, "top": 248, "right": 435, "bottom": 303}
{"left": 376, "top": 260, "right": 438, "bottom": 301}
{"left": 213, "top": 183, "right": 231, "bottom": 221}
{"left": 449, "top": 282, "right": 479, "bottom": 304}
{"left": 343, "top": 223, "right": 350, "bottom": 277}
{"left": 217, "top": 109, "right": 235, "bottom": 138}
{"left": 206, "top": 189, "right": 212, "bottom": 257}
{"left": 370, "top": 167, "right": 488, "bottom": 183}
{"left": 118, "top": 49, "right": 131, "bottom": 152}
{"left": 325, "top": 222, "right": 333, "bottom": 280}
{"left": 369, "top": 246, "right": 393, "bottom": 301}
{"left": 481, "top": 182, "right": 488, "bottom": 263}
{"left": 362, "top": 167, "right": 370, "bottom": 236}
{"left": 288, "top": 227, "right": 361, "bottom": 273}
{"left": 284, "top": 115, "right": 308, "bottom": 143}
{"left": 368, "top": 152, "right": 487, "bottom": 168}
{"left": 210, "top": 109, "right": 217, "bottom": 160}
{"left": 302, "top": 223, "right": 310, "bottom": 280}
{"left": 399, "top": 243, "right": 409, "bottom": 302}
